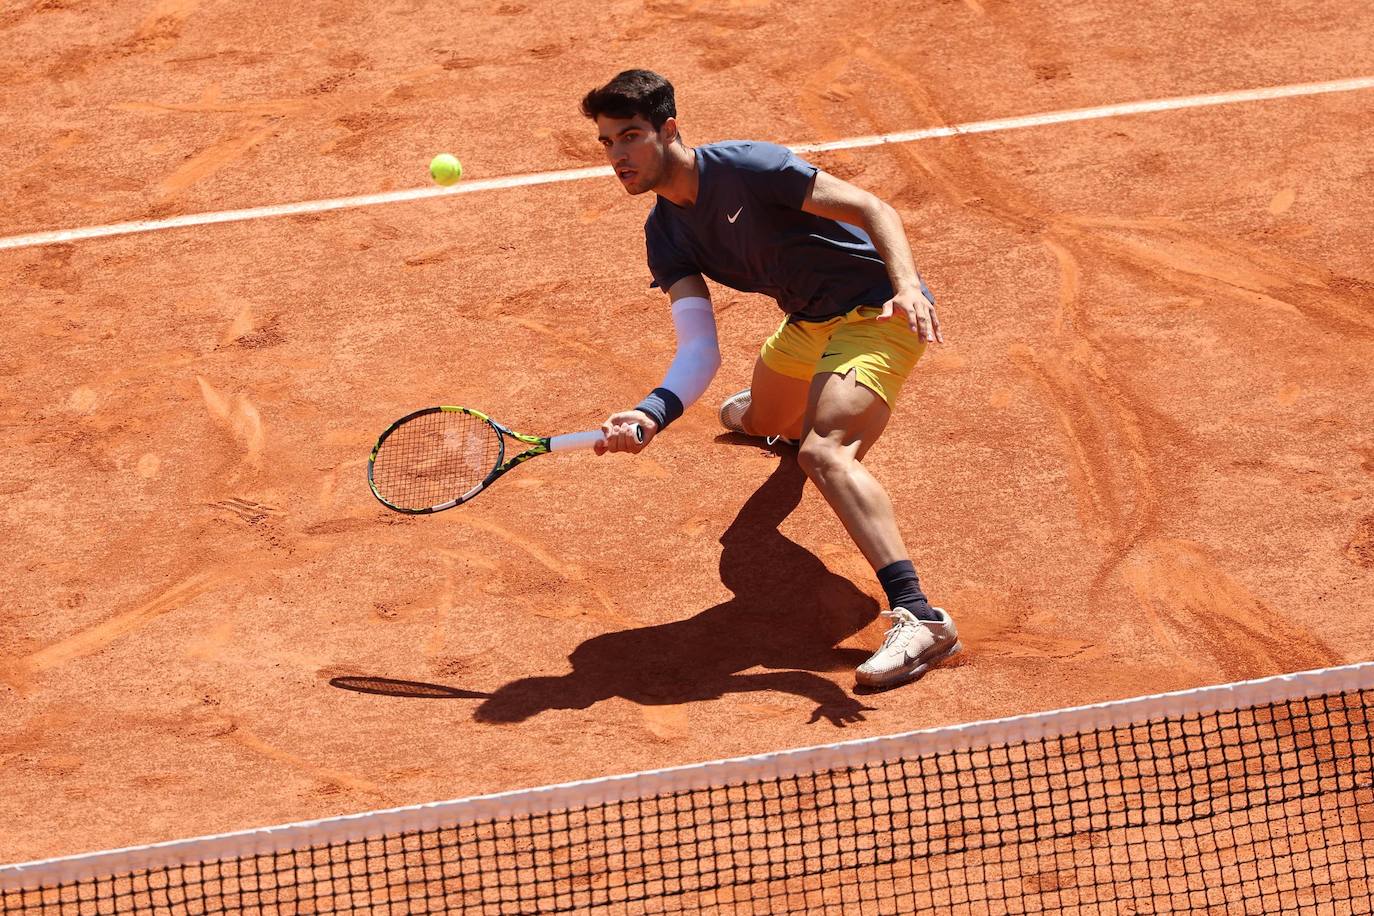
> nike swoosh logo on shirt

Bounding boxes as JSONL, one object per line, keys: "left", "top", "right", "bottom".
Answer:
{"left": 727, "top": 206, "right": 743, "bottom": 223}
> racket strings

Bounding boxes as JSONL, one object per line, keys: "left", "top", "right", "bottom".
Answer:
{"left": 372, "top": 411, "right": 501, "bottom": 510}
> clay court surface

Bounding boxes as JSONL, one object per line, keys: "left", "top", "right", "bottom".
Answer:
{"left": 1, "top": 0, "right": 1372, "bottom": 869}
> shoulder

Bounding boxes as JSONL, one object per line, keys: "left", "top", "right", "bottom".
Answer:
{"left": 700, "top": 140, "right": 797, "bottom": 174}
{"left": 643, "top": 200, "right": 687, "bottom": 258}
{"left": 644, "top": 199, "right": 677, "bottom": 239}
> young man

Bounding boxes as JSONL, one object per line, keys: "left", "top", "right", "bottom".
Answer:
{"left": 584, "top": 70, "right": 958, "bottom": 689}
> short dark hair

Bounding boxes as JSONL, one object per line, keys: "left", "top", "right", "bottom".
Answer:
{"left": 580, "top": 70, "right": 676, "bottom": 129}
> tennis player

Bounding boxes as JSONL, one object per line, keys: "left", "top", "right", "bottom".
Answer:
{"left": 585, "top": 70, "right": 959, "bottom": 690}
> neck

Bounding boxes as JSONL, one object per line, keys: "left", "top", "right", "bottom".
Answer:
{"left": 654, "top": 142, "right": 698, "bottom": 207}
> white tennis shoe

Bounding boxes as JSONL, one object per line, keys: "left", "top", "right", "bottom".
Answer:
{"left": 719, "top": 388, "right": 752, "bottom": 434}
{"left": 855, "top": 607, "right": 961, "bottom": 688}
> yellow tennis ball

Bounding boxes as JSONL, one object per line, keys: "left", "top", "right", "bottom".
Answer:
{"left": 429, "top": 153, "right": 463, "bottom": 186}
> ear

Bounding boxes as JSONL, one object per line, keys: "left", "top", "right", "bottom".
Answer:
{"left": 661, "top": 116, "right": 679, "bottom": 144}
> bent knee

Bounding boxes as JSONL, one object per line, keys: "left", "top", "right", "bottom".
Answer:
{"left": 797, "top": 436, "right": 852, "bottom": 479}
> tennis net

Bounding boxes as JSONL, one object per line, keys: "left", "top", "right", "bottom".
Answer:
{"left": 3, "top": 663, "right": 1371, "bottom": 914}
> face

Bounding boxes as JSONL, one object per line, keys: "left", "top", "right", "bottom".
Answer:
{"left": 596, "top": 114, "right": 674, "bottom": 195}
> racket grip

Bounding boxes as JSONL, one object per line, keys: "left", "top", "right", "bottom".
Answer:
{"left": 549, "top": 424, "right": 644, "bottom": 452}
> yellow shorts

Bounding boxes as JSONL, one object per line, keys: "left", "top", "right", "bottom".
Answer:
{"left": 758, "top": 306, "right": 927, "bottom": 406}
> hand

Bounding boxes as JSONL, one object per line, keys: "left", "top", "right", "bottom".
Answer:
{"left": 877, "top": 288, "right": 943, "bottom": 343}
{"left": 595, "top": 410, "right": 657, "bottom": 455}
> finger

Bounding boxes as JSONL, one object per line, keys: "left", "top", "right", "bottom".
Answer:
{"left": 604, "top": 426, "right": 624, "bottom": 453}
{"left": 904, "top": 303, "right": 921, "bottom": 335}
{"left": 913, "top": 303, "right": 936, "bottom": 340}
{"left": 877, "top": 299, "right": 894, "bottom": 321}
{"left": 931, "top": 308, "right": 944, "bottom": 344}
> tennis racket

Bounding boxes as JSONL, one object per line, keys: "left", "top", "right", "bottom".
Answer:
{"left": 367, "top": 406, "right": 641, "bottom": 514}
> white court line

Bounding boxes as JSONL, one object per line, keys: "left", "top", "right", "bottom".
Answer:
{"left": 3, "top": 74, "right": 1372, "bottom": 252}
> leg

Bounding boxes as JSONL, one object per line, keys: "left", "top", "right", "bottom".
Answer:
{"left": 724, "top": 314, "right": 838, "bottom": 441}
{"left": 739, "top": 356, "right": 809, "bottom": 440}
{"left": 795, "top": 310, "right": 958, "bottom": 689}
{"left": 796, "top": 370, "right": 905, "bottom": 568}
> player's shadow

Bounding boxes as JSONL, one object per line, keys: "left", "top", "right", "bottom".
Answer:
{"left": 474, "top": 455, "right": 880, "bottom": 727}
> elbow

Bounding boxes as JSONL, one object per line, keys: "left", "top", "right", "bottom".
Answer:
{"left": 868, "top": 197, "right": 898, "bottom": 228}
{"left": 685, "top": 339, "right": 722, "bottom": 375}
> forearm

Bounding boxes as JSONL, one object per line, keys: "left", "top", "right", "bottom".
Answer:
{"left": 861, "top": 201, "right": 923, "bottom": 296}
{"left": 662, "top": 337, "right": 722, "bottom": 405}
{"left": 635, "top": 296, "right": 721, "bottom": 430}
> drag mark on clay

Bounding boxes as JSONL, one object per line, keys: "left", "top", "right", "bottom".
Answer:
{"left": 115, "top": 85, "right": 311, "bottom": 118}
{"left": 1123, "top": 539, "right": 1339, "bottom": 681}
{"left": 197, "top": 376, "right": 265, "bottom": 468}
{"left": 220, "top": 300, "right": 255, "bottom": 346}
{"left": 187, "top": 618, "right": 235, "bottom": 661}
{"left": 1009, "top": 244, "right": 1160, "bottom": 581}
{"left": 1268, "top": 188, "right": 1297, "bottom": 215}
{"left": 157, "top": 118, "right": 283, "bottom": 198}
{"left": 422, "top": 552, "right": 460, "bottom": 657}
{"left": 1044, "top": 237, "right": 1079, "bottom": 338}
{"left": 497, "top": 316, "right": 596, "bottom": 354}
{"left": 640, "top": 704, "right": 690, "bottom": 741}
{"left": 315, "top": 457, "right": 369, "bottom": 510}
{"left": 16, "top": 569, "right": 235, "bottom": 676}
{"left": 451, "top": 516, "right": 634, "bottom": 628}
{"left": 132, "top": 0, "right": 202, "bottom": 49}
{"left": 221, "top": 718, "right": 388, "bottom": 800}
{"left": 946, "top": 587, "right": 1101, "bottom": 662}
{"left": 1056, "top": 216, "right": 1374, "bottom": 335}
{"left": 19, "top": 130, "right": 86, "bottom": 175}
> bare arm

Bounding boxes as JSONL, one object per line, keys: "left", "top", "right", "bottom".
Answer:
{"left": 666, "top": 273, "right": 710, "bottom": 302}
{"left": 801, "top": 171, "right": 942, "bottom": 343}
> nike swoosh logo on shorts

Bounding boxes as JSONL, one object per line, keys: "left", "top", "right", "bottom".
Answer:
{"left": 821, "top": 351, "right": 841, "bottom": 358}
{"left": 727, "top": 206, "right": 743, "bottom": 223}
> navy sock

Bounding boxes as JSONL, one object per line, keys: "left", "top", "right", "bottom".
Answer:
{"left": 876, "top": 560, "right": 939, "bottom": 621}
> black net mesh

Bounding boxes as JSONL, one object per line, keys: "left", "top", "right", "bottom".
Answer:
{"left": 370, "top": 411, "right": 501, "bottom": 511}
{"left": 4, "top": 678, "right": 1372, "bottom": 914}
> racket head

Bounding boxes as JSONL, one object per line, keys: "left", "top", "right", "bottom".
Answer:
{"left": 368, "top": 406, "right": 505, "bottom": 513}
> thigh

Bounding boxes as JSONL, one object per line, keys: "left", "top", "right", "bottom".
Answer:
{"left": 803, "top": 369, "right": 892, "bottom": 462}
{"left": 814, "top": 307, "right": 927, "bottom": 408}
{"left": 752, "top": 315, "right": 839, "bottom": 434}
{"left": 746, "top": 355, "right": 811, "bottom": 432}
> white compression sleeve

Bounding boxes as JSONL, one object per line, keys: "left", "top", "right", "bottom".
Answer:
{"left": 634, "top": 296, "right": 721, "bottom": 429}
{"left": 662, "top": 297, "right": 721, "bottom": 407}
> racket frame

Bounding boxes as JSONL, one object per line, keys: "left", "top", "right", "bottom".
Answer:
{"left": 367, "top": 405, "right": 552, "bottom": 514}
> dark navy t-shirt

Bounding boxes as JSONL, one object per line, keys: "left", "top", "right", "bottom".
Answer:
{"left": 644, "top": 141, "right": 922, "bottom": 321}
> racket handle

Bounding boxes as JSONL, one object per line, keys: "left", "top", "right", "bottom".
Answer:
{"left": 549, "top": 424, "right": 644, "bottom": 452}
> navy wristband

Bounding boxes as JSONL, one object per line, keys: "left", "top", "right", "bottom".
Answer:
{"left": 635, "top": 387, "right": 684, "bottom": 430}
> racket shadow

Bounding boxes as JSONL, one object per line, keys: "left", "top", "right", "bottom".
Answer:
{"left": 330, "top": 676, "right": 492, "bottom": 700}
{"left": 474, "top": 455, "right": 881, "bottom": 728}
